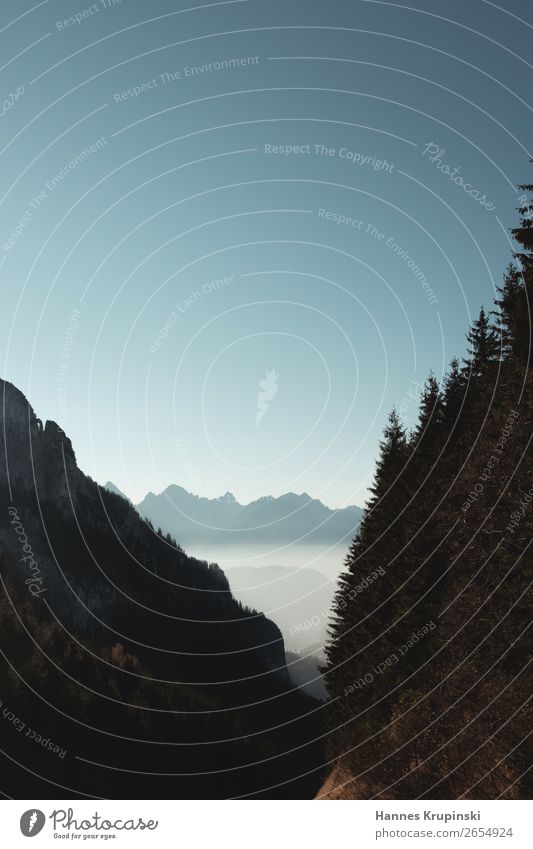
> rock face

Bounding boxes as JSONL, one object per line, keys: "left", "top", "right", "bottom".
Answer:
{"left": 1, "top": 380, "right": 81, "bottom": 503}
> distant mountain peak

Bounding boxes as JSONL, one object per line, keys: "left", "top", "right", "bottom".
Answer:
{"left": 278, "top": 491, "right": 311, "bottom": 503}
{"left": 165, "top": 483, "right": 190, "bottom": 496}
{"left": 217, "top": 491, "right": 237, "bottom": 503}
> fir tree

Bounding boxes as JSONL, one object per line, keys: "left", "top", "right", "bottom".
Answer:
{"left": 368, "top": 409, "right": 408, "bottom": 507}
{"left": 492, "top": 264, "right": 523, "bottom": 359}
{"left": 442, "top": 357, "right": 465, "bottom": 424}
{"left": 463, "top": 307, "right": 500, "bottom": 377}
{"left": 512, "top": 183, "right": 533, "bottom": 259}
{"left": 411, "top": 374, "right": 443, "bottom": 446}
{"left": 507, "top": 182, "right": 533, "bottom": 366}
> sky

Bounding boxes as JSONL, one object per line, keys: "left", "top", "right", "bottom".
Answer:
{"left": 0, "top": 0, "right": 532, "bottom": 508}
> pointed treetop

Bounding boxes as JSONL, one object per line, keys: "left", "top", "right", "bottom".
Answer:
{"left": 414, "top": 373, "right": 443, "bottom": 439}
{"left": 464, "top": 306, "right": 500, "bottom": 376}
{"left": 512, "top": 183, "right": 533, "bottom": 258}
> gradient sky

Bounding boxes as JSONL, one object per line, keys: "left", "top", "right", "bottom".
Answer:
{"left": 1, "top": 0, "right": 531, "bottom": 507}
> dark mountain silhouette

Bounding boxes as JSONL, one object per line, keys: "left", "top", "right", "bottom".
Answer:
{"left": 104, "top": 480, "right": 131, "bottom": 503}
{"left": 135, "top": 485, "right": 362, "bottom": 548}
{"left": 0, "top": 381, "right": 325, "bottom": 799}
{"left": 319, "top": 183, "right": 533, "bottom": 800}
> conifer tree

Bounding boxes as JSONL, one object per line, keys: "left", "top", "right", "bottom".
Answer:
{"left": 367, "top": 409, "right": 408, "bottom": 506}
{"left": 492, "top": 264, "right": 523, "bottom": 359}
{"left": 513, "top": 183, "right": 533, "bottom": 260}
{"left": 442, "top": 357, "right": 465, "bottom": 424}
{"left": 506, "top": 183, "right": 533, "bottom": 366}
{"left": 408, "top": 374, "right": 444, "bottom": 501}
{"left": 411, "top": 374, "right": 443, "bottom": 446}
{"left": 463, "top": 307, "right": 500, "bottom": 377}
{"left": 326, "top": 409, "right": 412, "bottom": 725}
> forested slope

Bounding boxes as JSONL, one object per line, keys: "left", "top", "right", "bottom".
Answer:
{"left": 321, "top": 184, "right": 533, "bottom": 800}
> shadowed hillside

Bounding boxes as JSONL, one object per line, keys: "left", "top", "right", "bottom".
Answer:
{"left": 0, "top": 381, "right": 324, "bottom": 799}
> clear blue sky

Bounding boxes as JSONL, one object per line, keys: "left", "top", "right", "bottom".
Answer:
{"left": 1, "top": 0, "right": 531, "bottom": 506}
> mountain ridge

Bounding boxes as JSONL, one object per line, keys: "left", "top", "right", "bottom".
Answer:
{"left": 134, "top": 482, "right": 363, "bottom": 547}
